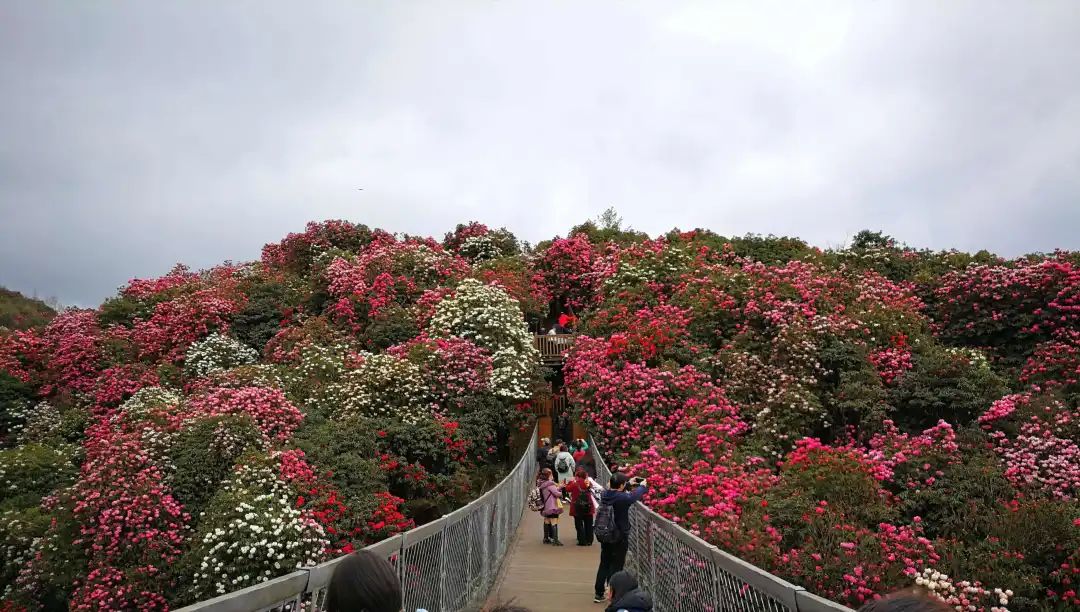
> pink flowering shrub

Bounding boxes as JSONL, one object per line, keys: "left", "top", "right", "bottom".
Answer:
{"left": 0, "top": 220, "right": 543, "bottom": 609}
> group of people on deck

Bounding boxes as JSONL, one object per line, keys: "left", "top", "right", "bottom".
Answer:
{"left": 534, "top": 437, "right": 653, "bottom": 610}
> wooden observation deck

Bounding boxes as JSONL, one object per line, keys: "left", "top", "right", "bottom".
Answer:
{"left": 533, "top": 333, "right": 574, "bottom": 366}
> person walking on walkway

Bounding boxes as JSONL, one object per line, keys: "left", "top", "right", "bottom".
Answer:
{"left": 605, "top": 571, "right": 653, "bottom": 612}
{"left": 554, "top": 443, "right": 576, "bottom": 484}
{"left": 564, "top": 467, "right": 599, "bottom": 545}
{"left": 593, "top": 473, "right": 648, "bottom": 603}
{"left": 538, "top": 467, "right": 566, "bottom": 546}
{"left": 535, "top": 437, "right": 551, "bottom": 472}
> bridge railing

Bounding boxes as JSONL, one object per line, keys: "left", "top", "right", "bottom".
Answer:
{"left": 589, "top": 439, "right": 854, "bottom": 612}
{"left": 178, "top": 426, "right": 538, "bottom": 612}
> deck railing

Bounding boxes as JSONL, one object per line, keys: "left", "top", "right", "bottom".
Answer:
{"left": 533, "top": 333, "right": 575, "bottom": 363}
{"left": 177, "top": 426, "right": 538, "bottom": 612}
{"left": 589, "top": 438, "right": 854, "bottom": 612}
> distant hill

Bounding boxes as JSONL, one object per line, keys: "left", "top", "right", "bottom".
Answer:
{"left": 0, "top": 287, "right": 56, "bottom": 330}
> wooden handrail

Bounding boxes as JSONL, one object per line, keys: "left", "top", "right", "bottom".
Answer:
{"left": 533, "top": 334, "right": 575, "bottom": 361}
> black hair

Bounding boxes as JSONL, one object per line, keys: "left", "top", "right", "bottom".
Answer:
{"left": 325, "top": 550, "right": 402, "bottom": 612}
{"left": 858, "top": 590, "right": 953, "bottom": 612}
{"left": 608, "top": 570, "right": 638, "bottom": 602}
{"left": 609, "top": 472, "right": 629, "bottom": 490}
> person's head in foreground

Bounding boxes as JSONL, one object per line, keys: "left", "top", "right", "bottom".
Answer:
{"left": 609, "top": 472, "right": 629, "bottom": 490}
{"left": 326, "top": 550, "right": 402, "bottom": 612}
{"left": 540, "top": 467, "right": 554, "bottom": 482}
{"left": 575, "top": 467, "right": 588, "bottom": 482}
{"left": 606, "top": 571, "right": 653, "bottom": 612}
{"left": 857, "top": 589, "right": 952, "bottom": 612}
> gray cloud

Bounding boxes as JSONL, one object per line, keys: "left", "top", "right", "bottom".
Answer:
{"left": 2, "top": 1, "right": 1079, "bottom": 306}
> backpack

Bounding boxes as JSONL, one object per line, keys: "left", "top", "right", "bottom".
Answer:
{"left": 593, "top": 498, "right": 623, "bottom": 544}
{"left": 556, "top": 456, "right": 570, "bottom": 473}
{"left": 527, "top": 485, "right": 544, "bottom": 512}
{"left": 573, "top": 487, "right": 593, "bottom": 515}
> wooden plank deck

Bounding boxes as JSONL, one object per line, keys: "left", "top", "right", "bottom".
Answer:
{"left": 490, "top": 507, "right": 602, "bottom": 611}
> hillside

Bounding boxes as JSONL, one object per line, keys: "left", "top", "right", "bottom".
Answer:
{"left": 0, "top": 219, "right": 1078, "bottom": 611}
{"left": 0, "top": 288, "right": 55, "bottom": 330}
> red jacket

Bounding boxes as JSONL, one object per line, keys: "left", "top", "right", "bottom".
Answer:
{"left": 564, "top": 478, "right": 595, "bottom": 517}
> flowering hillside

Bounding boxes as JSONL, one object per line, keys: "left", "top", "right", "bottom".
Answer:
{"left": 561, "top": 229, "right": 1080, "bottom": 611}
{"left": 0, "top": 221, "right": 543, "bottom": 609}
{"left": 2, "top": 219, "right": 1078, "bottom": 611}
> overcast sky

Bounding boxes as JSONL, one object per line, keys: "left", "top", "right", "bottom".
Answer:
{"left": 2, "top": 1, "right": 1079, "bottom": 306}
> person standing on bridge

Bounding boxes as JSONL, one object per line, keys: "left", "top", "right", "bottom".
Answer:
{"left": 564, "top": 467, "right": 599, "bottom": 545}
{"left": 554, "top": 443, "right": 576, "bottom": 485}
{"left": 538, "top": 468, "right": 566, "bottom": 546}
{"left": 536, "top": 437, "right": 551, "bottom": 472}
{"left": 593, "top": 473, "right": 648, "bottom": 604}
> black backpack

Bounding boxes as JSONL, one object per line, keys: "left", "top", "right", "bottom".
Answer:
{"left": 593, "top": 498, "right": 622, "bottom": 544}
{"left": 556, "top": 456, "right": 569, "bottom": 473}
{"left": 574, "top": 488, "right": 592, "bottom": 515}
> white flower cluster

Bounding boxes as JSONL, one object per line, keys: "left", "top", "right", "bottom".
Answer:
{"left": 428, "top": 279, "right": 539, "bottom": 401}
{"left": 327, "top": 353, "right": 432, "bottom": 424}
{"left": 914, "top": 568, "right": 1012, "bottom": 612}
{"left": 943, "top": 346, "right": 991, "bottom": 370}
{"left": 9, "top": 401, "right": 61, "bottom": 444}
{"left": 191, "top": 463, "right": 328, "bottom": 598}
{"left": 185, "top": 333, "right": 260, "bottom": 379}
{"left": 459, "top": 234, "right": 504, "bottom": 262}
{"left": 116, "top": 387, "right": 183, "bottom": 424}
{"left": 603, "top": 247, "right": 693, "bottom": 294}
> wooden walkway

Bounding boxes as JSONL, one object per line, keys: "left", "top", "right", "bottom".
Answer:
{"left": 490, "top": 507, "right": 601, "bottom": 611}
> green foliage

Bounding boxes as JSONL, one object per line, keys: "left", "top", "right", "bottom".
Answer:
{"left": 897, "top": 449, "right": 1013, "bottom": 540}
{"left": 570, "top": 207, "right": 648, "bottom": 246}
{"left": 818, "top": 337, "right": 890, "bottom": 434}
{"left": 766, "top": 449, "right": 897, "bottom": 548}
{"left": 360, "top": 303, "right": 419, "bottom": 351}
{"left": 0, "top": 288, "right": 56, "bottom": 330}
{"left": 888, "top": 347, "right": 1008, "bottom": 430}
{"left": 293, "top": 417, "right": 386, "bottom": 513}
{"left": 0, "top": 443, "right": 78, "bottom": 511}
{"left": 0, "top": 505, "right": 51, "bottom": 598}
{"left": 167, "top": 415, "right": 265, "bottom": 524}
{"left": 0, "top": 371, "right": 35, "bottom": 446}
{"left": 232, "top": 279, "right": 291, "bottom": 351}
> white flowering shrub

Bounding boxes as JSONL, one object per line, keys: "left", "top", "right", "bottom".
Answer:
{"left": 326, "top": 353, "right": 431, "bottom": 423}
{"left": 8, "top": 401, "right": 61, "bottom": 445}
{"left": 459, "top": 234, "right": 504, "bottom": 262}
{"left": 428, "top": 279, "right": 539, "bottom": 400}
{"left": 115, "top": 387, "right": 183, "bottom": 425}
{"left": 185, "top": 462, "right": 327, "bottom": 599}
{"left": 185, "top": 333, "right": 259, "bottom": 378}
{"left": 913, "top": 568, "right": 1012, "bottom": 612}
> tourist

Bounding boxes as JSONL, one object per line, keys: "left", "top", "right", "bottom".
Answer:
{"left": 857, "top": 590, "right": 952, "bottom": 612}
{"left": 572, "top": 441, "right": 587, "bottom": 465}
{"left": 605, "top": 571, "right": 653, "bottom": 612}
{"left": 553, "top": 443, "right": 576, "bottom": 484}
{"left": 593, "top": 473, "right": 648, "bottom": 603}
{"left": 325, "top": 550, "right": 403, "bottom": 612}
{"left": 535, "top": 437, "right": 551, "bottom": 472}
{"left": 538, "top": 468, "right": 565, "bottom": 545}
{"left": 564, "top": 467, "right": 598, "bottom": 545}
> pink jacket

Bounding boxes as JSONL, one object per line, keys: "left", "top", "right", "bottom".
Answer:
{"left": 539, "top": 479, "right": 563, "bottom": 516}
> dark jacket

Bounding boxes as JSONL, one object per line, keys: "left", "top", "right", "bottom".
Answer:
{"left": 535, "top": 445, "right": 550, "bottom": 465}
{"left": 606, "top": 571, "right": 653, "bottom": 612}
{"left": 600, "top": 485, "right": 647, "bottom": 534}
{"left": 606, "top": 589, "right": 653, "bottom": 612}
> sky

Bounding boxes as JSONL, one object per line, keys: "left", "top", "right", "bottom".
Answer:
{"left": 1, "top": 1, "right": 1079, "bottom": 307}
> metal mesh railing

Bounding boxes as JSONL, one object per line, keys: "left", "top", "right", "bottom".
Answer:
{"left": 178, "top": 426, "right": 538, "bottom": 612}
{"left": 590, "top": 438, "right": 853, "bottom": 612}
